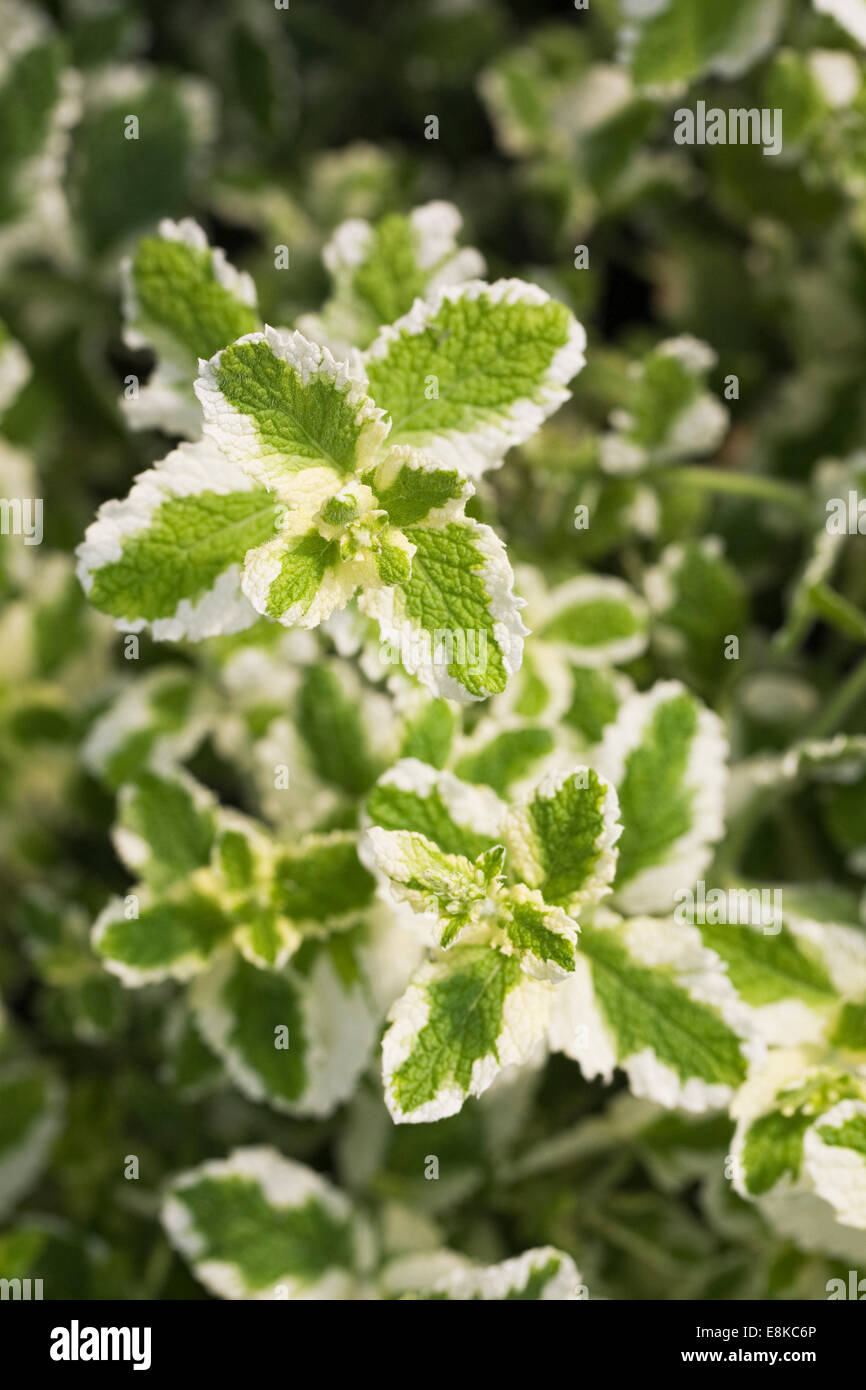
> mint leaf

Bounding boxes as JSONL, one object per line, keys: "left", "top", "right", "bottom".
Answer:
{"left": 76, "top": 439, "right": 277, "bottom": 640}
{"left": 122, "top": 218, "right": 259, "bottom": 437}
{"left": 364, "top": 279, "right": 585, "bottom": 478}
{"left": 550, "top": 915, "right": 755, "bottom": 1110}
{"left": 163, "top": 1147, "right": 366, "bottom": 1299}
{"left": 598, "top": 681, "right": 728, "bottom": 915}
{"left": 366, "top": 759, "right": 506, "bottom": 860}
{"left": 196, "top": 326, "right": 388, "bottom": 493}
{"left": 382, "top": 945, "right": 552, "bottom": 1123}
{"left": 504, "top": 766, "right": 622, "bottom": 912}
{"left": 0, "top": 1062, "right": 63, "bottom": 1219}
{"left": 360, "top": 515, "right": 526, "bottom": 701}
{"left": 298, "top": 201, "right": 484, "bottom": 353}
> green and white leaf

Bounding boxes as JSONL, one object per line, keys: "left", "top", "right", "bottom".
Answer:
{"left": 196, "top": 325, "right": 388, "bottom": 498}
{"left": 501, "top": 884, "right": 579, "bottom": 983}
{"left": 532, "top": 574, "right": 650, "bottom": 668}
{"left": 382, "top": 944, "right": 553, "bottom": 1123}
{"left": 364, "top": 443, "right": 471, "bottom": 528}
{"left": 598, "top": 681, "right": 728, "bottom": 914}
{"left": 451, "top": 714, "right": 576, "bottom": 802}
{"left": 365, "top": 828, "right": 505, "bottom": 947}
{"left": 211, "top": 812, "right": 299, "bottom": 970}
{"left": 121, "top": 218, "right": 259, "bottom": 437}
{"left": 190, "top": 908, "right": 416, "bottom": 1118}
{"left": 805, "top": 1099, "right": 866, "bottom": 1230}
{"left": 163, "top": 1147, "right": 370, "bottom": 1299}
{"left": 562, "top": 664, "right": 634, "bottom": 745}
{"left": 76, "top": 438, "right": 278, "bottom": 640}
{"left": 599, "top": 337, "right": 727, "bottom": 474}
{"left": 0, "top": 1061, "right": 63, "bottom": 1219}
{"left": 234, "top": 659, "right": 395, "bottom": 835}
{"left": 478, "top": 28, "right": 590, "bottom": 160}
{"left": 644, "top": 538, "right": 748, "bottom": 684}
{"left": 193, "top": 327, "right": 416, "bottom": 631}
{"left": 727, "top": 734, "right": 866, "bottom": 823}
{"left": 695, "top": 910, "right": 843, "bottom": 1047}
{"left": 359, "top": 513, "right": 527, "bottom": 700}
{"left": 549, "top": 915, "right": 759, "bottom": 1111}
{"left": 731, "top": 1051, "right": 857, "bottom": 1200}
{"left": 451, "top": 718, "right": 561, "bottom": 800}
{"left": 504, "top": 569, "right": 633, "bottom": 731}
{"left": 298, "top": 201, "right": 485, "bottom": 355}
{"left": 232, "top": 905, "right": 302, "bottom": 974}
{"left": 620, "top": 0, "right": 785, "bottom": 90}
{"left": 503, "top": 766, "right": 622, "bottom": 913}
{"left": 781, "top": 733, "right": 866, "bottom": 785}
{"left": 239, "top": 485, "right": 407, "bottom": 630}
{"left": 212, "top": 812, "right": 271, "bottom": 896}
{"left": 92, "top": 883, "right": 233, "bottom": 987}
{"left": 365, "top": 758, "right": 507, "bottom": 861}
{"left": 290, "top": 655, "right": 395, "bottom": 794}
{"left": 82, "top": 666, "right": 213, "bottom": 788}
{"left": 189, "top": 948, "right": 372, "bottom": 1117}
{"left": 0, "top": 8, "right": 79, "bottom": 269}
{"left": 382, "top": 1245, "right": 583, "bottom": 1300}
{"left": 363, "top": 279, "right": 586, "bottom": 478}
{"left": 272, "top": 831, "right": 376, "bottom": 930}
{"left": 730, "top": 1048, "right": 866, "bottom": 1259}
{"left": 112, "top": 769, "right": 216, "bottom": 891}
{"left": 713, "top": 893, "right": 866, "bottom": 1049}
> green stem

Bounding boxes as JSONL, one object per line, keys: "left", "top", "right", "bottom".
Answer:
{"left": 141, "top": 1238, "right": 173, "bottom": 1301}
{"left": 808, "top": 653, "right": 866, "bottom": 738}
{"left": 806, "top": 582, "right": 866, "bottom": 645}
{"left": 500, "top": 1123, "right": 625, "bottom": 1185}
{"left": 655, "top": 466, "right": 810, "bottom": 516}
{"left": 722, "top": 654, "right": 866, "bottom": 873}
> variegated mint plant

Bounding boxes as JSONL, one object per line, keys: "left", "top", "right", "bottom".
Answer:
{"left": 76, "top": 212, "right": 586, "bottom": 701}
{"left": 9, "top": 0, "right": 866, "bottom": 1305}
{"left": 363, "top": 679, "right": 763, "bottom": 1124}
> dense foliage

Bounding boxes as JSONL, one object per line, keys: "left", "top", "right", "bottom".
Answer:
{"left": 3, "top": 0, "right": 866, "bottom": 1301}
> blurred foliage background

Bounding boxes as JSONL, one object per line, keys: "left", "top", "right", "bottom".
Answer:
{"left": 3, "top": 0, "right": 866, "bottom": 1300}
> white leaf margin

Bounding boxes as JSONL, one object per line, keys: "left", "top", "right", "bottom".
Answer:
{"left": 194, "top": 325, "right": 389, "bottom": 496}
{"left": 363, "top": 278, "right": 587, "bottom": 478}
{"left": 359, "top": 514, "right": 528, "bottom": 702}
{"left": 549, "top": 914, "right": 764, "bottom": 1112}
{"left": 75, "top": 438, "right": 266, "bottom": 641}
{"left": 596, "top": 680, "right": 729, "bottom": 915}
{"left": 503, "top": 765, "right": 622, "bottom": 913}
{"left": 162, "top": 1146, "right": 372, "bottom": 1300}
{"left": 381, "top": 951, "right": 554, "bottom": 1124}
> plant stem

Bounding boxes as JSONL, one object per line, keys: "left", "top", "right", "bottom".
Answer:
{"left": 807, "top": 582, "right": 866, "bottom": 645}
{"left": 141, "top": 1238, "right": 173, "bottom": 1300}
{"left": 655, "top": 466, "right": 810, "bottom": 516}
{"left": 808, "top": 653, "right": 866, "bottom": 738}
